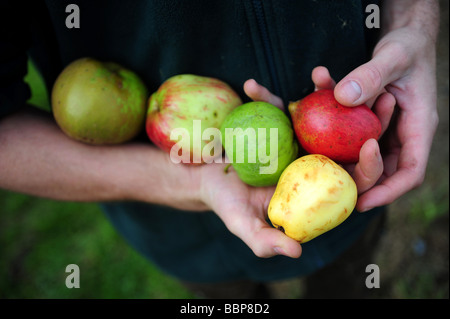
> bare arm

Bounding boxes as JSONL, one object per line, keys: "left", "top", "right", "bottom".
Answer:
{"left": 0, "top": 106, "right": 207, "bottom": 211}
{"left": 0, "top": 103, "right": 301, "bottom": 258}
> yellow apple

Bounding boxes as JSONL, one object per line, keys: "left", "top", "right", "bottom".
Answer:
{"left": 268, "top": 154, "right": 357, "bottom": 243}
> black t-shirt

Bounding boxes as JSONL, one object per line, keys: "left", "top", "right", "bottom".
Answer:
{"left": 1, "top": 0, "right": 383, "bottom": 282}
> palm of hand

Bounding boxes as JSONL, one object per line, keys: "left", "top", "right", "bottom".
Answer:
{"left": 199, "top": 161, "right": 302, "bottom": 258}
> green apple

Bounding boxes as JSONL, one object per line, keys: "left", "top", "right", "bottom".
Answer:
{"left": 52, "top": 57, "right": 148, "bottom": 144}
{"left": 220, "top": 101, "right": 298, "bottom": 186}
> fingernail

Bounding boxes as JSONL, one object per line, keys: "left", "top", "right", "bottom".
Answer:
{"left": 340, "top": 80, "right": 362, "bottom": 103}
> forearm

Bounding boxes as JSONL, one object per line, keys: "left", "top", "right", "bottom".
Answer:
{"left": 381, "top": 0, "right": 440, "bottom": 40}
{"left": 0, "top": 106, "right": 207, "bottom": 211}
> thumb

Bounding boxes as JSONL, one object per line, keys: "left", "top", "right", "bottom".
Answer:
{"left": 334, "top": 42, "right": 409, "bottom": 106}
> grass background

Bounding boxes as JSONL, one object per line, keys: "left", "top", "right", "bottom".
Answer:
{"left": 0, "top": 190, "right": 195, "bottom": 298}
{"left": 1, "top": 2, "right": 448, "bottom": 298}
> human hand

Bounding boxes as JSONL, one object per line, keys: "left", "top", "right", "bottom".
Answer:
{"left": 243, "top": 75, "right": 390, "bottom": 216}
{"left": 311, "top": 66, "right": 394, "bottom": 212}
{"left": 197, "top": 79, "right": 302, "bottom": 258}
{"left": 325, "top": 17, "right": 438, "bottom": 212}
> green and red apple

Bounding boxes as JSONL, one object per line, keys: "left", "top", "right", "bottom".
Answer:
{"left": 52, "top": 57, "right": 148, "bottom": 144}
{"left": 146, "top": 74, "right": 242, "bottom": 163}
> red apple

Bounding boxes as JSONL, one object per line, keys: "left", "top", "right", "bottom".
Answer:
{"left": 288, "top": 89, "right": 381, "bottom": 164}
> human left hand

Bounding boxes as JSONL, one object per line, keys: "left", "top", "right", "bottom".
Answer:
{"left": 247, "top": 21, "right": 440, "bottom": 213}
{"left": 330, "top": 22, "right": 439, "bottom": 212}
{"left": 245, "top": 76, "right": 391, "bottom": 213}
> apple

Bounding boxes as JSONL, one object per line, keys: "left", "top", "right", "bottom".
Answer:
{"left": 146, "top": 74, "right": 242, "bottom": 163}
{"left": 52, "top": 57, "right": 148, "bottom": 144}
{"left": 268, "top": 154, "right": 357, "bottom": 243}
{"left": 288, "top": 89, "right": 381, "bottom": 163}
{"left": 220, "top": 101, "right": 298, "bottom": 186}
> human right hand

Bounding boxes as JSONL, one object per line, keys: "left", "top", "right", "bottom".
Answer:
{"left": 198, "top": 161, "right": 302, "bottom": 258}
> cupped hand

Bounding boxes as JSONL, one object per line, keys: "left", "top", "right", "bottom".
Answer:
{"left": 330, "top": 25, "right": 438, "bottom": 212}
{"left": 312, "top": 66, "right": 394, "bottom": 211}
{"left": 199, "top": 162, "right": 302, "bottom": 258}
{"left": 197, "top": 79, "right": 302, "bottom": 258}
{"left": 245, "top": 75, "right": 392, "bottom": 213}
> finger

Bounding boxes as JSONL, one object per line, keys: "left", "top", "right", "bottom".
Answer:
{"left": 372, "top": 92, "right": 396, "bottom": 135}
{"left": 208, "top": 180, "right": 302, "bottom": 259}
{"left": 352, "top": 139, "right": 383, "bottom": 197}
{"left": 356, "top": 138, "right": 430, "bottom": 212}
{"left": 334, "top": 43, "right": 410, "bottom": 106}
{"left": 231, "top": 218, "right": 302, "bottom": 258}
{"left": 311, "top": 66, "right": 336, "bottom": 90}
{"left": 356, "top": 165, "right": 424, "bottom": 213}
{"left": 243, "top": 79, "right": 285, "bottom": 110}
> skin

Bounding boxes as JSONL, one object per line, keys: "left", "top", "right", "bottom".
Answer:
{"left": 0, "top": 0, "right": 440, "bottom": 259}
{"left": 325, "top": 0, "right": 440, "bottom": 213}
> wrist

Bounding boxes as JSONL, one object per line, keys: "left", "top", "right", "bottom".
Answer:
{"left": 381, "top": 0, "right": 440, "bottom": 43}
{"left": 164, "top": 160, "right": 210, "bottom": 212}
{"left": 124, "top": 144, "right": 209, "bottom": 211}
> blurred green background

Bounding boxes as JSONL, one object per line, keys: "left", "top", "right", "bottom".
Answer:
{"left": 1, "top": 2, "right": 448, "bottom": 299}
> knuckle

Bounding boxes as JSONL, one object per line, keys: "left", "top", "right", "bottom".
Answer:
{"left": 363, "top": 64, "right": 384, "bottom": 92}
{"left": 388, "top": 41, "right": 411, "bottom": 71}
{"left": 413, "top": 173, "right": 426, "bottom": 189}
{"left": 407, "top": 166, "right": 426, "bottom": 189}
